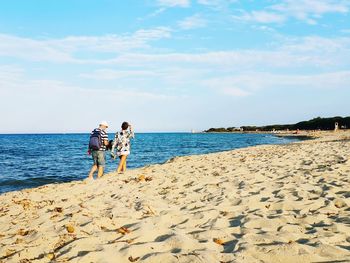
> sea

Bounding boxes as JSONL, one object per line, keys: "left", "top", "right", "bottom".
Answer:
{"left": 0, "top": 133, "right": 301, "bottom": 194}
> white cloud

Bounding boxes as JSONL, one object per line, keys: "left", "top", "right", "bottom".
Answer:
{"left": 197, "top": 0, "right": 213, "bottom": 5}
{"left": 281, "top": 36, "right": 350, "bottom": 53}
{"left": 79, "top": 69, "right": 158, "bottom": 80}
{"left": 340, "top": 29, "right": 350, "bottom": 34}
{"left": 0, "top": 65, "right": 176, "bottom": 99}
{"left": 157, "top": 0, "right": 190, "bottom": 8}
{"left": 0, "top": 27, "right": 172, "bottom": 63}
{"left": 178, "top": 14, "right": 207, "bottom": 29}
{"left": 48, "top": 27, "right": 171, "bottom": 53}
{"left": 1, "top": 32, "right": 349, "bottom": 132}
{"left": 234, "top": 11, "right": 286, "bottom": 24}
{"left": 283, "top": 71, "right": 350, "bottom": 89}
{"left": 111, "top": 39, "right": 349, "bottom": 69}
{"left": 272, "top": 0, "right": 349, "bottom": 19}
{"left": 0, "top": 65, "right": 24, "bottom": 83}
{"left": 141, "top": 8, "right": 167, "bottom": 20}
{"left": 234, "top": 0, "right": 349, "bottom": 25}
{"left": 1, "top": 32, "right": 349, "bottom": 74}
{"left": 197, "top": 0, "right": 237, "bottom": 9}
{"left": 0, "top": 34, "right": 75, "bottom": 63}
{"left": 0, "top": 65, "right": 217, "bottom": 133}
{"left": 197, "top": 70, "right": 350, "bottom": 101}
{"left": 222, "top": 87, "right": 251, "bottom": 97}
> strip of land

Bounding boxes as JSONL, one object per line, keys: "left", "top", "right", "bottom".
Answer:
{"left": 0, "top": 131, "right": 350, "bottom": 262}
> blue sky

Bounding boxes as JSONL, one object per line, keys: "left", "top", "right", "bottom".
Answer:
{"left": 0, "top": 0, "right": 349, "bottom": 133}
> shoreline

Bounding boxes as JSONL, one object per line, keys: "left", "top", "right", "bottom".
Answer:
{"left": 0, "top": 133, "right": 302, "bottom": 196}
{"left": 1, "top": 131, "right": 349, "bottom": 262}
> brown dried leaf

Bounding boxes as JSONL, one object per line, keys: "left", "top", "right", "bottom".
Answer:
{"left": 326, "top": 212, "right": 336, "bottom": 216}
{"left": 213, "top": 238, "right": 225, "bottom": 245}
{"left": 12, "top": 199, "right": 31, "bottom": 210}
{"left": 54, "top": 207, "right": 63, "bottom": 213}
{"left": 137, "top": 175, "right": 145, "bottom": 182}
{"left": 50, "top": 214, "right": 59, "bottom": 220}
{"left": 17, "top": 229, "right": 29, "bottom": 236}
{"left": 117, "top": 227, "right": 131, "bottom": 235}
{"left": 334, "top": 199, "right": 346, "bottom": 208}
{"left": 47, "top": 253, "right": 55, "bottom": 260}
{"left": 128, "top": 256, "right": 140, "bottom": 262}
{"left": 66, "top": 225, "right": 75, "bottom": 233}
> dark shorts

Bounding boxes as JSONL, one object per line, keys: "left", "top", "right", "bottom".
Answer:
{"left": 91, "top": 150, "right": 106, "bottom": 167}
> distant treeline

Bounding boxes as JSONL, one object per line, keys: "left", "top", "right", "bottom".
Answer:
{"left": 205, "top": 116, "right": 350, "bottom": 132}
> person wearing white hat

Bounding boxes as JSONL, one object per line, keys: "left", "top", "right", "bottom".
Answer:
{"left": 87, "top": 121, "right": 109, "bottom": 179}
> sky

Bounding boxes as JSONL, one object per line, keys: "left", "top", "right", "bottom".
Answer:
{"left": 0, "top": 0, "right": 349, "bottom": 133}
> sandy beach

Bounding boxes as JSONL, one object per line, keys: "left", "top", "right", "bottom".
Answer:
{"left": 1, "top": 131, "right": 350, "bottom": 263}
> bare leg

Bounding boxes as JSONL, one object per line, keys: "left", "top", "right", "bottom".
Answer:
{"left": 97, "top": 166, "right": 104, "bottom": 178}
{"left": 117, "top": 155, "right": 127, "bottom": 173}
{"left": 88, "top": 165, "right": 98, "bottom": 179}
{"left": 122, "top": 157, "right": 127, "bottom": 172}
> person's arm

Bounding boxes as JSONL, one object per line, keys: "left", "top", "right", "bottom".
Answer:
{"left": 111, "top": 133, "right": 118, "bottom": 157}
{"left": 87, "top": 130, "right": 93, "bottom": 154}
{"left": 102, "top": 131, "right": 109, "bottom": 146}
{"left": 129, "top": 125, "right": 135, "bottom": 138}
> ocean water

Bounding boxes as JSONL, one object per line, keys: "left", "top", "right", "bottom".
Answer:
{"left": 0, "top": 133, "right": 300, "bottom": 194}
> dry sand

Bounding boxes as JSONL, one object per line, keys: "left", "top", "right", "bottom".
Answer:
{"left": 1, "top": 131, "right": 350, "bottom": 263}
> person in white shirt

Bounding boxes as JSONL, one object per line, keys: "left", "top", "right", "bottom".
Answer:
{"left": 111, "top": 122, "right": 134, "bottom": 174}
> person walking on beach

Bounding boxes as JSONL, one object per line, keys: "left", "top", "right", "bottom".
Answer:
{"left": 87, "top": 121, "right": 109, "bottom": 179}
{"left": 111, "top": 122, "right": 134, "bottom": 174}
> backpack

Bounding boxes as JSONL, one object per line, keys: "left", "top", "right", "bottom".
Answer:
{"left": 89, "top": 129, "right": 102, "bottom": 150}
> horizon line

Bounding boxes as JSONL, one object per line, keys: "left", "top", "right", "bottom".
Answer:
{"left": 0, "top": 131, "right": 203, "bottom": 135}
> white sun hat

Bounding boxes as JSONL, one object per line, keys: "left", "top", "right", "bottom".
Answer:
{"left": 99, "top": 121, "right": 109, "bottom": 128}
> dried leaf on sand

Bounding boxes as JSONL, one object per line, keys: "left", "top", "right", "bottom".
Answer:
{"left": 213, "top": 238, "right": 225, "bottom": 245}
{"left": 47, "top": 253, "right": 55, "bottom": 260}
{"left": 66, "top": 225, "right": 75, "bottom": 233}
{"left": 136, "top": 175, "right": 152, "bottom": 182}
{"left": 54, "top": 207, "right": 63, "bottom": 213}
{"left": 117, "top": 226, "right": 131, "bottom": 235}
{"left": 17, "top": 229, "right": 29, "bottom": 236}
{"left": 128, "top": 256, "right": 140, "bottom": 262}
